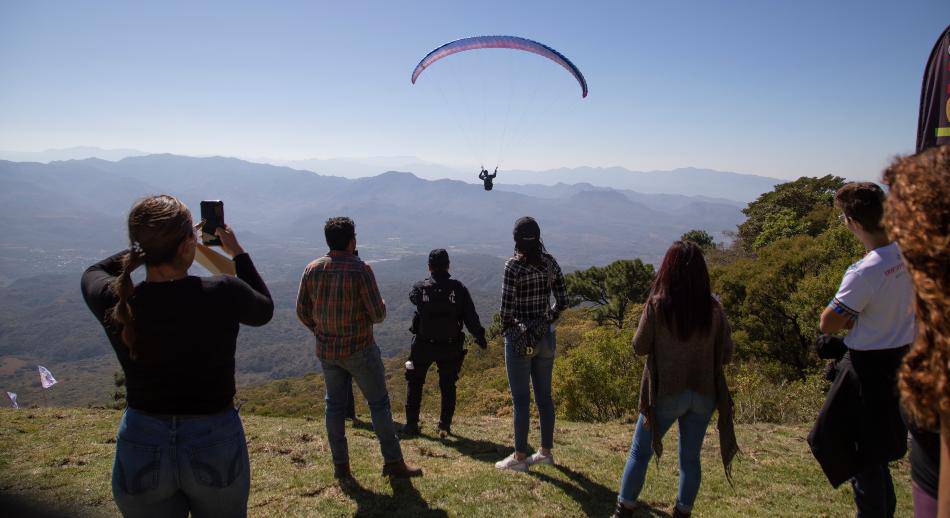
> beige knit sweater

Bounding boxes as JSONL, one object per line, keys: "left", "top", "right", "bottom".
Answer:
{"left": 632, "top": 298, "right": 735, "bottom": 399}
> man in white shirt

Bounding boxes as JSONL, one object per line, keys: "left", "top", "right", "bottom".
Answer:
{"left": 820, "top": 182, "right": 916, "bottom": 518}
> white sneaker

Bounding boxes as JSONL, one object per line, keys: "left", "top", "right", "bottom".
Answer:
{"left": 494, "top": 453, "right": 529, "bottom": 472}
{"left": 527, "top": 451, "right": 554, "bottom": 466}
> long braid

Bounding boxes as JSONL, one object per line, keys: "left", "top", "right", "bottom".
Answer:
{"left": 109, "top": 248, "right": 146, "bottom": 358}
{"left": 106, "top": 194, "right": 194, "bottom": 360}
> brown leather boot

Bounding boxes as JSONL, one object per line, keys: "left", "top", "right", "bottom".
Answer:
{"left": 671, "top": 506, "right": 691, "bottom": 518}
{"left": 333, "top": 462, "right": 352, "bottom": 479}
{"left": 382, "top": 460, "right": 423, "bottom": 478}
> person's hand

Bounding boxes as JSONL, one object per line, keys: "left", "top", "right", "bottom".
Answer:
{"left": 476, "top": 336, "right": 488, "bottom": 350}
{"left": 215, "top": 225, "right": 245, "bottom": 258}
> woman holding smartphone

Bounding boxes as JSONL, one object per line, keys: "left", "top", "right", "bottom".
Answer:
{"left": 81, "top": 195, "right": 273, "bottom": 517}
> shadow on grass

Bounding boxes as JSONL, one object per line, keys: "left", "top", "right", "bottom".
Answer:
{"left": 348, "top": 417, "right": 375, "bottom": 432}
{"left": 529, "top": 465, "right": 670, "bottom": 518}
{"left": 0, "top": 493, "right": 76, "bottom": 518}
{"left": 339, "top": 477, "right": 448, "bottom": 518}
{"left": 419, "top": 430, "right": 507, "bottom": 462}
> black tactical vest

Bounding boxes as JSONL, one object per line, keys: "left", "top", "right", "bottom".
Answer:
{"left": 415, "top": 278, "right": 462, "bottom": 342}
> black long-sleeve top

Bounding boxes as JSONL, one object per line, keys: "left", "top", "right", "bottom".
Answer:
{"left": 81, "top": 250, "right": 273, "bottom": 414}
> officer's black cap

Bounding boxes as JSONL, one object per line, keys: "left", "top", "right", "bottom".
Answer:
{"left": 428, "top": 249, "right": 450, "bottom": 269}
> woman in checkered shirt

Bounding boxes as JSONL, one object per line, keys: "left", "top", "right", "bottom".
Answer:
{"left": 495, "top": 217, "right": 568, "bottom": 472}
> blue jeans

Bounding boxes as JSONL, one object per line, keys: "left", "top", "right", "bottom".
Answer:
{"left": 618, "top": 390, "right": 715, "bottom": 513}
{"left": 320, "top": 344, "right": 402, "bottom": 465}
{"left": 504, "top": 325, "right": 556, "bottom": 454}
{"left": 112, "top": 407, "right": 250, "bottom": 518}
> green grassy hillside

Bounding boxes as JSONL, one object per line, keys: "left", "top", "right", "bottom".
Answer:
{"left": 0, "top": 408, "right": 911, "bottom": 517}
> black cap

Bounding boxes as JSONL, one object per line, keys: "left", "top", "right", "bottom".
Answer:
{"left": 513, "top": 216, "right": 541, "bottom": 240}
{"left": 428, "top": 249, "right": 450, "bottom": 269}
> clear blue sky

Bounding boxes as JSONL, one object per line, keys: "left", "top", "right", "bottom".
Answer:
{"left": 1, "top": 0, "right": 947, "bottom": 180}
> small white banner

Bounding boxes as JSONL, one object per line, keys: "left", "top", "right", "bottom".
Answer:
{"left": 38, "top": 365, "right": 57, "bottom": 389}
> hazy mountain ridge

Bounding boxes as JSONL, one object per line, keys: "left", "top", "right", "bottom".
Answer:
{"left": 0, "top": 148, "right": 782, "bottom": 203}
{"left": 0, "top": 146, "right": 150, "bottom": 163}
{"left": 0, "top": 153, "right": 752, "bottom": 395}
{"left": 0, "top": 154, "right": 748, "bottom": 281}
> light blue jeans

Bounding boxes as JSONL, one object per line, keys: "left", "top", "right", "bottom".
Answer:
{"left": 504, "top": 325, "right": 556, "bottom": 454}
{"left": 112, "top": 407, "right": 250, "bottom": 518}
{"left": 320, "top": 344, "right": 402, "bottom": 465}
{"left": 618, "top": 390, "right": 715, "bottom": 513}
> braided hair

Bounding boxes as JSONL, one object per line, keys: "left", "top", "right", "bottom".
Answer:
{"left": 109, "top": 195, "right": 194, "bottom": 359}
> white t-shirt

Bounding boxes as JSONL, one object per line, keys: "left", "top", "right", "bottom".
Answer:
{"left": 830, "top": 242, "right": 916, "bottom": 350}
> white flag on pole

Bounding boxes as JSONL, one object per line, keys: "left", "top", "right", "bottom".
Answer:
{"left": 37, "top": 365, "right": 57, "bottom": 389}
{"left": 6, "top": 392, "right": 17, "bottom": 409}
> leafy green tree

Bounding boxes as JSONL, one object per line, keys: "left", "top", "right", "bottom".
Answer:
{"left": 712, "top": 225, "right": 862, "bottom": 379}
{"left": 681, "top": 229, "right": 716, "bottom": 250}
{"left": 565, "top": 259, "right": 655, "bottom": 329}
{"left": 737, "top": 175, "right": 845, "bottom": 251}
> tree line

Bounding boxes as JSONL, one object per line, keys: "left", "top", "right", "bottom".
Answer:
{"left": 563, "top": 174, "right": 857, "bottom": 381}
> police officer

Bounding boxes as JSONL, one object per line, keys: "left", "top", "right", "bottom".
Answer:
{"left": 403, "top": 249, "right": 487, "bottom": 438}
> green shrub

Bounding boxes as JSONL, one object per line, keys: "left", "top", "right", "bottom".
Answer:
{"left": 553, "top": 327, "right": 642, "bottom": 422}
{"left": 729, "top": 362, "right": 827, "bottom": 424}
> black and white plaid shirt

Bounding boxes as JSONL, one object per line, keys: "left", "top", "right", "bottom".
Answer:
{"left": 500, "top": 253, "right": 568, "bottom": 327}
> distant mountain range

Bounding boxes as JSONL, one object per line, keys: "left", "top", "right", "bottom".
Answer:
{"left": 0, "top": 146, "right": 150, "bottom": 163}
{"left": 0, "top": 154, "right": 751, "bottom": 281}
{"left": 0, "top": 148, "right": 782, "bottom": 202}
{"left": 497, "top": 167, "right": 781, "bottom": 202}
{"left": 0, "top": 152, "right": 762, "bottom": 401}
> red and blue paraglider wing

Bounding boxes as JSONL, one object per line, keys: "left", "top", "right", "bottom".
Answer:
{"left": 411, "top": 35, "right": 588, "bottom": 98}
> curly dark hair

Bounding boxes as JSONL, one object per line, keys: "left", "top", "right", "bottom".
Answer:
{"left": 835, "top": 182, "right": 886, "bottom": 234}
{"left": 883, "top": 146, "right": 950, "bottom": 429}
{"left": 324, "top": 217, "right": 355, "bottom": 251}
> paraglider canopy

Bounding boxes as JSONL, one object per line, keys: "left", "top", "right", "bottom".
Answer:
{"left": 410, "top": 35, "right": 588, "bottom": 187}
{"left": 411, "top": 35, "right": 588, "bottom": 98}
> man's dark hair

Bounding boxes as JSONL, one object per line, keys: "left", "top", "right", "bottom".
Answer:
{"left": 428, "top": 249, "right": 450, "bottom": 272}
{"left": 325, "top": 217, "right": 355, "bottom": 251}
{"left": 835, "top": 182, "right": 886, "bottom": 233}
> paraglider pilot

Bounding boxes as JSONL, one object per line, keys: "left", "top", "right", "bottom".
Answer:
{"left": 479, "top": 167, "right": 497, "bottom": 191}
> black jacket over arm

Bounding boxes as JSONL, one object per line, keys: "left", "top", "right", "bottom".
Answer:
{"left": 808, "top": 340, "right": 909, "bottom": 487}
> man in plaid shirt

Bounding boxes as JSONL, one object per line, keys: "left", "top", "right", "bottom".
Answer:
{"left": 296, "top": 217, "right": 422, "bottom": 479}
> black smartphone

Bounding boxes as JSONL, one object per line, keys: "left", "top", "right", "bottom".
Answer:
{"left": 200, "top": 200, "right": 224, "bottom": 246}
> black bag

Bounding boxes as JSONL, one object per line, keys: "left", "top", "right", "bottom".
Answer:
{"left": 506, "top": 318, "right": 548, "bottom": 358}
{"left": 506, "top": 258, "right": 556, "bottom": 358}
{"left": 415, "top": 280, "right": 462, "bottom": 342}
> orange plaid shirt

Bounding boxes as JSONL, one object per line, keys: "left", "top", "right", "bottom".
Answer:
{"left": 295, "top": 251, "right": 386, "bottom": 360}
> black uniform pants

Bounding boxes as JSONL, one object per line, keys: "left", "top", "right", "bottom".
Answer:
{"left": 404, "top": 339, "right": 465, "bottom": 429}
